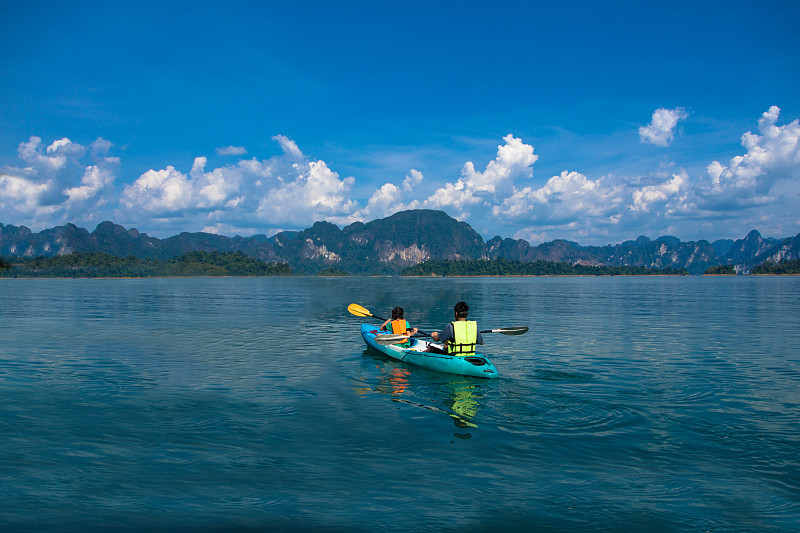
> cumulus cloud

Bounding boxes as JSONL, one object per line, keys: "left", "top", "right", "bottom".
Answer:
{"left": 121, "top": 166, "right": 194, "bottom": 213}
{"left": 494, "top": 170, "right": 626, "bottom": 223}
{"left": 117, "top": 135, "right": 357, "bottom": 231}
{"left": 216, "top": 145, "right": 247, "bottom": 156}
{"left": 272, "top": 135, "right": 304, "bottom": 161}
{"left": 0, "top": 136, "right": 117, "bottom": 226}
{"left": 631, "top": 171, "right": 692, "bottom": 214}
{"left": 506, "top": 107, "right": 797, "bottom": 242}
{"left": 639, "top": 107, "right": 688, "bottom": 146}
{"left": 403, "top": 169, "right": 424, "bottom": 192}
{"left": 425, "top": 134, "right": 538, "bottom": 215}
{"left": 0, "top": 171, "right": 51, "bottom": 215}
{"left": 64, "top": 161, "right": 119, "bottom": 206}
{"left": 256, "top": 159, "right": 357, "bottom": 225}
{"left": 704, "top": 105, "right": 800, "bottom": 203}
{"left": 3, "top": 106, "right": 798, "bottom": 243}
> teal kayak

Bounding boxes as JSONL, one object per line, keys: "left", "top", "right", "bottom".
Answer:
{"left": 361, "top": 323, "right": 499, "bottom": 379}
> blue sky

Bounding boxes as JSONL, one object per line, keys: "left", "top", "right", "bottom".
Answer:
{"left": 1, "top": 1, "right": 799, "bottom": 245}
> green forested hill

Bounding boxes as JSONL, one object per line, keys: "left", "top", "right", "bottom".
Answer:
{"left": 402, "top": 259, "right": 688, "bottom": 276}
{"left": 0, "top": 251, "right": 292, "bottom": 278}
{"left": 2, "top": 212, "right": 800, "bottom": 275}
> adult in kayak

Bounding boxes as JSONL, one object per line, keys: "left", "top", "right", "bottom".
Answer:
{"left": 429, "top": 301, "right": 484, "bottom": 356}
{"left": 380, "top": 306, "right": 418, "bottom": 348}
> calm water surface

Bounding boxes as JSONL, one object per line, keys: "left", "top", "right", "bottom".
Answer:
{"left": 1, "top": 277, "right": 799, "bottom": 532}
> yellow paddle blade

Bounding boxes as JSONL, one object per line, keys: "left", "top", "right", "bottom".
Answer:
{"left": 347, "top": 303, "right": 373, "bottom": 318}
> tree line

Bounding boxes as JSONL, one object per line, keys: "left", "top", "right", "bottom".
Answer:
{"left": 0, "top": 251, "right": 292, "bottom": 278}
{"left": 703, "top": 259, "right": 800, "bottom": 275}
{"left": 751, "top": 259, "right": 800, "bottom": 275}
{"left": 703, "top": 264, "right": 736, "bottom": 275}
{"left": 3, "top": 252, "right": 797, "bottom": 278}
{"left": 401, "top": 258, "right": 689, "bottom": 276}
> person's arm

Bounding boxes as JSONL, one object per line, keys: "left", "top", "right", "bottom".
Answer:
{"left": 432, "top": 323, "right": 453, "bottom": 343}
{"left": 476, "top": 330, "right": 484, "bottom": 345}
{"left": 381, "top": 319, "right": 390, "bottom": 331}
{"left": 406, "top": 321, "right": 418, "bottom": 336}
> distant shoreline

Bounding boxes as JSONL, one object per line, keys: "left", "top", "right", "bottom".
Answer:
{"left": 3, "top": 273, "right": 798, "bottom": 280}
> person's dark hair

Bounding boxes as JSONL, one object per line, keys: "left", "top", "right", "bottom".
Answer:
{"left": 454, "top": 301, "right": 469, "bottom": 318}
{"left": 391, "top": 307, "right": 405, "bottom": 320}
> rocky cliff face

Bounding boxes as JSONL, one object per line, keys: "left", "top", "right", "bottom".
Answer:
{"left": 2, "top": 213, "right": 799, "bottom": 274}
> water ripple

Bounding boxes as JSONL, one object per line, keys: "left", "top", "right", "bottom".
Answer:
{"left": 2, "top": 277, "right": 800, "bottom": 532}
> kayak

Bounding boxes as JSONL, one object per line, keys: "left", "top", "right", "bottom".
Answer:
{"left": 360, "top": 323, "right": 499, "bottom": 379}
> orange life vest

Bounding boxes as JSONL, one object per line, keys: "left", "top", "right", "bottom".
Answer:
{"left": 390, "top": 320, "right": 408, "bottom": 334}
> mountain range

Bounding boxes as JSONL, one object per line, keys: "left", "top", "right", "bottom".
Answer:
{"left": 2, "top": 210, "right": 799, "bottom": 275}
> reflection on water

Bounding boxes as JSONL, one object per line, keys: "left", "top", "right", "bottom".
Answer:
{"left": 354, "top": 352, "right": 482, "bottom": 431}
{"left": 449, "top": 382, "right": 479, "bottom": 419}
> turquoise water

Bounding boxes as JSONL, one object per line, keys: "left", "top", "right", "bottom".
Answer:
{"left": 1, "top": 276, "right": 799, "bottom": 532}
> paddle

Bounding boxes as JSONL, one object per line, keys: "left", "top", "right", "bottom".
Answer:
{"left": 348, "top": 303, "right": 432, "bottom": 336}
{"left": 347, "top": 303, "right": 387, "bottom": 322}
{"left": 350, "top": 303, "right": 529, "bottom": 340}
{"left": 373, "top": 333, "right": 413, "bottom": 345}
{"left": 374, "top": 327, "right": 528, "bottom": 344}
{"left": 480, "top": 326, "right": 529, "bottom": 335}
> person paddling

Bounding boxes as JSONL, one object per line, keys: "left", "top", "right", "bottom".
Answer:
{"left": 380, "top": 307, "right": 418, "bottom": 347}
{"left": 430, "top": 301, "right": 484, "bottom": 356}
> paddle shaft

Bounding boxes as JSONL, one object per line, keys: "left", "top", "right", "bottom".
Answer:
{"left": 348, "top": 303, "right": 527, "bottom": 337}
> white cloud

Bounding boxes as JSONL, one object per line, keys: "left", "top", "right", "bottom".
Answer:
{"left": 216, "top": 145, "right": 247, "bottom": 156}
{"left": 631, "top": 171, "right": 691, "bottom": 214}
{"left": 362, "top": 183, "right": 404, "bottom": 215}
{"left": 425, "top": 134, "right": 537, "bottom": 215}
{"left": 189, "top": 157, "right": 243, "bottom": 209}
{"left": 639, "top": 107, "right": 688, "bottom": 147}
{"left": 122, "top": 166, "right": 194, "bottom": 213}
{"left": 116, "top": 136, "right": 359, "bottom": 230}
{"left": 494, "top": 170, "right": 626, "bottom": 222}
{"left": 0, "top": 171, "right": 50, "bottom": 214}
{"left": 705, "top": 105, "right": 800, "bottom": 199}
{"left": 0, "top": 136, "right": 117, "bottom": 226}
{"left": 272, "top": 135, "right": 303, "bottom": 161}
{"left": 257, "top": 159, "right": 357, "bottom": 225}
{"left": 18, "top": 136, "right": 84, "bottom": 183}
{"left": 496, "top": 106, "right": 794, "bottom": 244}
{"left": 344, "top": 168, "right": 425, "bottom": 221}
{"left": 64, "top": 160, "right": 119, "bottom": 206}
{"left": 91, "top": 137, "right": 113, "bottom": 156}
{"left": 403, "top": 169, "right": 424, "bottom": 192}
{"left": 3, "top": 107, "right": 798, "bottom": 244}
{"left": 502, "top": 106, "right": 798, "bottom": 243}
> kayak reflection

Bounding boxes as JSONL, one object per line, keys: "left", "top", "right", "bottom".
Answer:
{"left": 358, "top": 355, "right": 481, "bottom": 428}
{"left": 450, "top": 382, "right": 479, "bottom": 420}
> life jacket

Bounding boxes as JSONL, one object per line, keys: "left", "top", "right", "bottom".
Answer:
{"left": 447, "top": 320, "right": 477, "bottom": 356}
{"left": 390, "top": 320, "right": 408, "bottom": 335}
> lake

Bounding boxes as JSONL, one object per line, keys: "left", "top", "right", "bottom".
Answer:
{"left": 1, "top": 276, "right": 799, "bottom": 532}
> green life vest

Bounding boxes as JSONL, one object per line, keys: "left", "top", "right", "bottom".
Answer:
{"left": 448, "top": 321, "right": 477, "bottom": 356}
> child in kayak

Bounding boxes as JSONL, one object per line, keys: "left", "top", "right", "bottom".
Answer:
{"left": 381, "top": 306, "right": 418, "bottom": 347}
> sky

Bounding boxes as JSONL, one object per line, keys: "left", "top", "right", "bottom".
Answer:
{"left": 1, "top": 1, "right": 799, "bottom": 245}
